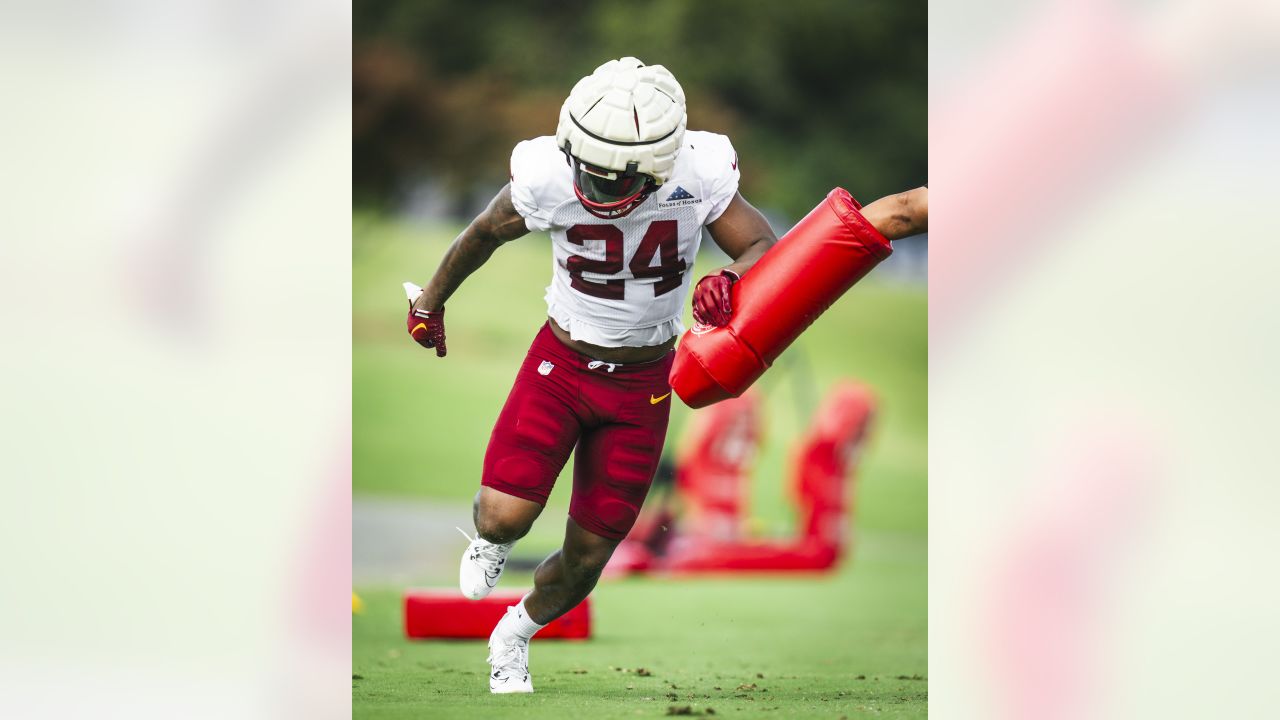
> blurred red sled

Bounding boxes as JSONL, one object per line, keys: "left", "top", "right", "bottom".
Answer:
{"left": 403, "top": 590, "right": 592, "bottom": 640}
{"left": 659, "top": 537, "right": 840, "bottom": 573}
{"left": 608, "top": 382, "right": 876, "bottom": 576}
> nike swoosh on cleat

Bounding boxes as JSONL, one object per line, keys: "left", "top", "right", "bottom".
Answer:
{"left": 650, "top": 392, "right": 671, "bottom": 404}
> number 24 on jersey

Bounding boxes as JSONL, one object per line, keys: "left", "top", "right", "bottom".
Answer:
{"left": 565, "top": 220, "right": 687, "bottom": 300}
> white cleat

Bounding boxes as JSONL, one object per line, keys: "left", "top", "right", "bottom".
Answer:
{"left": 457, "top": 527, "right": 513, "bottom": 600}
{"left": 488, "top": 622, "right": 534, "bottom": 694}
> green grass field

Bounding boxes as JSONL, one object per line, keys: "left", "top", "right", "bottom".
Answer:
{"left": 353, "top": 216, "right": 927, "bottom": 718}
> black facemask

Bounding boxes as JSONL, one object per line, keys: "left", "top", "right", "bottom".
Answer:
{"left": 565, "top": 154, "right": 657, "bottom": 218}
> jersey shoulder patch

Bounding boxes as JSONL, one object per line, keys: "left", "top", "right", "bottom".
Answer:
{"left": 509, "top": 136, "right": 574, "bottom": 232}
{"left": 677, "top": 130, "right": 740, "bottom": 223}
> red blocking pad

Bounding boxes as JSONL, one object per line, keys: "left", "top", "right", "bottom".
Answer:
{"left": 670, "top": 188, "right": 892, "bottom": 408}
{"left": 403, "top": 590, "right": 592, "bottom": 640}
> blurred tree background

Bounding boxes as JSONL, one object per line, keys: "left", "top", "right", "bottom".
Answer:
{"left": 354, "top": 0, "right": 925, "bottom": 221}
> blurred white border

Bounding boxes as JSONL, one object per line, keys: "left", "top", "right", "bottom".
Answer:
{"left": 0, "top": 2, "right": 351, "bottom": 717}
{"left": 932, "top": 0, "right": 1280, "bottom": 717}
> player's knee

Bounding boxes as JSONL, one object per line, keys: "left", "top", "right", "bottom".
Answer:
{"left": 475, "top": 513, "right": 532, "bottom": 544}
{"left": 473, "top": 504, "right": 534, "bottom": 544}
{"left": 473, "top": 488, "right": 541, "bottom": 543}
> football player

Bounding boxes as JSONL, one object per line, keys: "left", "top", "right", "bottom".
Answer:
{"left": 406, "top": 57, "right": 926, "bottom": 694}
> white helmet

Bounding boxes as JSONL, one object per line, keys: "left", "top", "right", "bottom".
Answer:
{"left": 555, "top": 57, "right": 687, "bottom": 218}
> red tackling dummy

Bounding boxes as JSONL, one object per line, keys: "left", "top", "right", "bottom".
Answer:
{"left": 669, "top": 188, "right": 892, "bottom": 408}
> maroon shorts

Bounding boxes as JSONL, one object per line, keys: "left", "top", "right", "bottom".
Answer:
{"left": 482, "top": 323, "right": 675, "bottom": 540}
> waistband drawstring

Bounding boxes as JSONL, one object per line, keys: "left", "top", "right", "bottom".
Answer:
{"left": 587, "top": 360, "right": 618, "bottom": 373}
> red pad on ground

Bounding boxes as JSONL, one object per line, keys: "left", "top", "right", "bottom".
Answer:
{"left": 403, "top": 590, "right": 592, "bottom": 640}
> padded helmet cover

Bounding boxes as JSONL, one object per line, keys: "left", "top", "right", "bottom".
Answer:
{"left": 555, "top": 57, "right": 687, "bottom": 186}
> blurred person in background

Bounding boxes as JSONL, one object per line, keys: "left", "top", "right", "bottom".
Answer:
{"left": 404, "top": 56, "right": 925, "bottom": 694}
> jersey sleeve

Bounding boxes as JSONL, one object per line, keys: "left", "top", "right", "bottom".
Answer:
{"left": 701, "top": 134, "right": 741, "bottom": 224}
{"left": 508, "top": 137, "right": 560, "bottom": 232}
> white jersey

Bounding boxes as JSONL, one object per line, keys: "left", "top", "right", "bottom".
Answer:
{"left": 508, "top": 131, "right": 740, "bottom": 347}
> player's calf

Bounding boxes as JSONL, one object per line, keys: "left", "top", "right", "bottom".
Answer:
{"left": 522, "top": 519, "right": 620, "bottom": 621}
{"left": 485, "top": 526, "right": 616, "bottom": 694}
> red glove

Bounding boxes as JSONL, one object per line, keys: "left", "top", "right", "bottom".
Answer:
{"left": 407, "top": 306, "right": 447, "bottom": 357}
{"left": 692, "top": 269, "right": 740, "bottom": 327}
